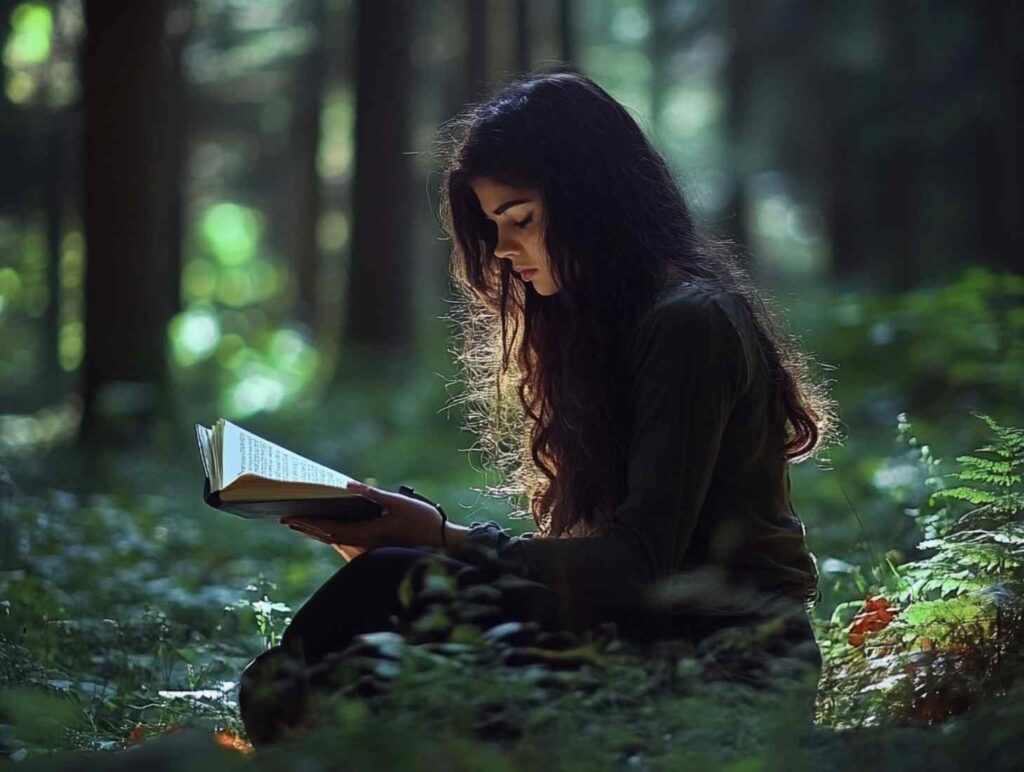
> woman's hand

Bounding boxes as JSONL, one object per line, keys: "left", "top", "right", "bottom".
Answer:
{"left": 330, "top": 543, "right": 368, "bottom": 561}
{"left": 281, "top": 480, "right": 447, "bottom": 553}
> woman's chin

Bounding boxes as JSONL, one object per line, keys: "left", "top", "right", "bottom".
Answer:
{"left": 532, "top": 281, "right": 559, "bottom": 296}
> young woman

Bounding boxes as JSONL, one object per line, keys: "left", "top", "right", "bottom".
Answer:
{"left": 239, "top": 70, "right": 837, "bottom": 745}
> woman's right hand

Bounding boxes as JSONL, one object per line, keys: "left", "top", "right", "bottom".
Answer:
{"left": 285, "top": 518, "right": 368, "bottom": 562}
{"left": 282, "top": 481, "right": 449, "bottom": 551}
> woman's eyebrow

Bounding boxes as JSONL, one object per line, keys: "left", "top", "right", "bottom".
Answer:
{"left": 492, "top": 198, "right": 532, "bottom": 215}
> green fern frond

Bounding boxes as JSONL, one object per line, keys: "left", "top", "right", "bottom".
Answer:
{"left": 955, "top": 455, "right": 1017, "bottom": 475}
{"left": 931, "top": 487, "right": 999, "bottom": 506}
{"left": 952, "top": 455, "right": 1021, "bottom": 488}
{"left": 974, "top": 412, "right": 1024, "bottom": 458}
{"left": 884, "top": 412, "right": 1024, "bottom": 606}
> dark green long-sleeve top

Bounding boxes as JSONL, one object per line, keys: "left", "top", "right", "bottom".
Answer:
{"left": 447, "top": 281, "right": 821, "bottom": 630}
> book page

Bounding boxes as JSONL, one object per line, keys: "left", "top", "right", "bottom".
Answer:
{"left": 195, "top": 424, "right": 215, "bottom": 487}
{"left": 220, "top": 419, "right": 353, "bottom": 491}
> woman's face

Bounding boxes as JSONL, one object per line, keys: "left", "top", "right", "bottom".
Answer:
{"left": 469, "top": 176, "right": 560, "bottom": 296}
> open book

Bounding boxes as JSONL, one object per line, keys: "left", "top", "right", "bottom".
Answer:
{"left": 194, "top": 418, "right": 384, "bottom": 521}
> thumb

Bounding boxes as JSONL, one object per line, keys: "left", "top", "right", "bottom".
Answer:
{"left": 346, "top": 480, "right": 394, "bottom": 504}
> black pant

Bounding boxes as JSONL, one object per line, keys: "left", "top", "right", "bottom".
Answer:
{"left": 239, "top": 546, "right": 822, "bottom": 745}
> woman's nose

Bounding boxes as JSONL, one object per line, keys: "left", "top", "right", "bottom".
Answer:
{"left": 495, "top": 235, "right": 519, "bottom": 260}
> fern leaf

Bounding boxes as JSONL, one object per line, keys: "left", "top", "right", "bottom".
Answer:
{"left": 954, "top": 455, "right": 1017, "bottom": 475}
{"left": 931, "top": 487, "right": 999, "bottom": 505}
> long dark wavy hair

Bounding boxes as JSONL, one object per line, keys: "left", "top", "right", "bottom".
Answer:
{"left": 436, "top": 69, "right": 839, "bottom": 539}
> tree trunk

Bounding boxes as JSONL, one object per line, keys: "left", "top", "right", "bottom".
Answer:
{"left": 340, "top": 0, "right": 415, "bottom": 376}
{"left": 722, "top": 0, "right": 754, "bottom": 253}
{"left": 80, "top": 0, "right": 188, "bottom": 445}
{"left": 464, "top": 0, "right": 489, "bottom": 100}
{"left": 290, "top": 0, "right": 327, "bottom": 334}
{"left": 974, "top": 0, "right": 1024, "bottom": 272}
{"left": 515, "top": 0, "right": 531, "bottom": 75}
{"left": 877, "top": 1, "right": 919, "bottom": 291}
{"left": 557, "top": 0, "right": 575, "bottom": 66}
{"left": 43, "top": 112, "right": 68, "bottom": 402}
{"left": 646, "top": 0, "right": 668, "bottom": 138}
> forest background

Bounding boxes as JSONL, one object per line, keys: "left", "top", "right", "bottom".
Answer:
{"left": 1, "top": 0, "right": 1023, "bottom": 768}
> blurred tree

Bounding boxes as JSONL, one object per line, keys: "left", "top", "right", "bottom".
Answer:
{"left": 876, "top": 0, "right": 920, "bottom": 291}
{"left": 0, "top": 0, "right": 29, "bottom": 217}
{"left": 558, "top": 0, "right": 575, "bottom": 65}
{"left": 973, "top": 1, "right": 1024, "bottom": 271}
{"left": 515, "top": 0, "right": 530, "bottom": 74}
{"left": 646, "top": 0, "right": 674, "bottom": 141}
{"left": 41, "top": 101, "right": 74, "bottom": 402}
{"left": 340, "top": 0, "right": 414, "bottom": 371}
{"left": 80, "top": 0, "right": 191, "bottom": 443}
{"left": 720, "top": 0, "right": 755, "bottom": 253}
{"left": 290, "top": 0, "right": 327, "bottom": 333}
{"left": 0, "top": 1, "right": 81, "bottom": 406}
{"left": 463, "top": 0, "right": 488, "bottom": 101}
{"left": 732, "top": 0, "right": 1023, "bottom": 289}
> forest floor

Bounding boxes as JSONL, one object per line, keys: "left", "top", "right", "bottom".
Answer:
{"left": 3, "top": 327, "right": 1024, "bottom": 770}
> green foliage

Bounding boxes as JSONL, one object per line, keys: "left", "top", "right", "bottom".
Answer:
{"left": 815, "top": 267, "right": 1024, "bottom": 425}
{"left": 5, "top": 270, "right": 1024, "bottom": 765}
{"left": 168, "top": 198, "right": 322, "bottom": 418}
{"left": 229, "top": 580, "right": 292, "bottom": 650}
{"left": 891, "top": 413, "right": 1024, "bottom": 604}
{"left": 816, "top": 412, "right": 1024, "bottom": 731}
{"left": 786, "top": 268, "right": 1024, "bottom": 618}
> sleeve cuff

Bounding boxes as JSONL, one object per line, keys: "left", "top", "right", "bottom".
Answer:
{"left": 448, "top": 520, "right": 536, "bottom": 577}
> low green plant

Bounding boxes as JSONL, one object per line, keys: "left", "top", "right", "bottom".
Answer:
{"left": 892, "top": 412, "right": 1024, "bottom": 604}
{"left": 817, "top": 412, "right": 1024, "bottom": 728}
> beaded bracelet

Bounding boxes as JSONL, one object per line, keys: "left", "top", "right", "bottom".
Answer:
{"left": 398, "top": 485, "right": 449, "bottom": 548}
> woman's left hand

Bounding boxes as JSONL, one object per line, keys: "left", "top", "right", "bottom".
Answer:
{"left": 281, "top": 481, "right": 446, "bottom": 551}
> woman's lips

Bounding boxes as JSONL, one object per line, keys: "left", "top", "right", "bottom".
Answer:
{"left": 519, "top": 269, "right": 538, "bottom": 281}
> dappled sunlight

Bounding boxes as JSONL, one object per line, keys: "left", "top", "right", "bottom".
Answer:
{"left": 0, "top": 397, "right": 80, "bottom": 455}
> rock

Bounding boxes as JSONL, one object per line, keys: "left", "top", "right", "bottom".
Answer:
{"left": 484, "top": 621, "right": 540, "bottom": 647}
{"left": 354, "top": 673, "right": 388, "bottom": 699}
{"left": 458, "top": 583, "right": 503, "bottom": 604}
{"left": 449, "top": 623, "right": 486, "bottom": 647}
{"left": 454, "top": 602, "right": 506, "bottom": 628}
{"left": 454, "top": 565, "right": 502, "bottom": 588}
{"left": 419, "top": 641, "right": 479, "bottom": 657}
{"left": 502, "top": 647, "right": 549, "bottom": 668}
{"left": 349, "top": 631, "right": 406, "bottom": 660}
{"left": 502, "top": 646, "right": 602, "bottom": 671}
{"left": 474, "top": 703, "right": 522, "bottom": 742}
{"left": 535, "top": 670, "right": 602, "bottom": 691}
{"left": 492, "top": 574, "right": 543, "bottom": 593}
{"left": 535, "top": 630, "right": 581, "bottom": 651}
{"left": 370, "top": 660, "right": 402, "bottom": 679}
{"left": 675, "top": 657, "right": 702, "bottom": 680}
{"left": 408, "top": 605, "right": 453, "bottom": 642}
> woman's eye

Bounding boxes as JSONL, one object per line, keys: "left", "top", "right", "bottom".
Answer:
{"left": 514, "top": 214, "right": 534, "bottom": 229}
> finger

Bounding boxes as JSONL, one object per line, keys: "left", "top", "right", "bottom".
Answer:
{"left": 345, "top": 484, "right": 396, "bottom": 518}
{"left": 345, "top": 480, "right": 397, "bottom": 505}
{"left": 286, "top": 519, "right": 337, "bottom": 543}
{"left": 281, "top": 515, "right": 328, "bottom": 526}
{"left": 289, "top": 524, "right": 332, "bottom": 543}
{"left": 294, "top": 520, "right": 329, "bottom": 536}
{"left": 287, "top": 513, "right": 393, "bottom": 548}
{"left": 284, "top": 516, "right": 338, "bottom": 534}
